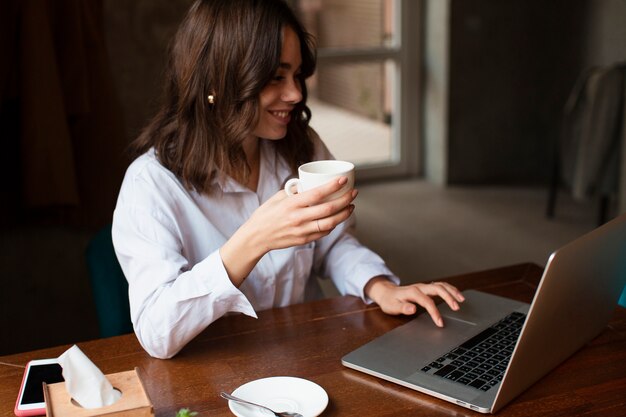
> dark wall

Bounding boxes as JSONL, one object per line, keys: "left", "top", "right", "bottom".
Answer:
{"left": 0, "top": 0, "right": 131, "bottom": 229}
{"left": 103, "top": 0, "right": 193, "bottom": 141}
{"left": 0, "top": 0, "right": 194, "bottom": 356}
{"left": 447, "top": 0, "right": 587, "bottom": 184}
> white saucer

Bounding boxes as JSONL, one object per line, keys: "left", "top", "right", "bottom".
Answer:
{"left": 227, "top": 376, "right": 328, "bottom": 417}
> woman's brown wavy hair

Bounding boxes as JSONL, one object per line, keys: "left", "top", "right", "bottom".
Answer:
{"left": 131, "top": 0, "right": 316, "bottom": 193}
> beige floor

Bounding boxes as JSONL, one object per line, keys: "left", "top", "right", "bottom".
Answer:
{"left": 0, "top": 180, "right": 599, "bottom": 355}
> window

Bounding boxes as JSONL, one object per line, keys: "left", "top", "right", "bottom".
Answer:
{"left": 294, "top": 0, "right": 420, "bottom": 180}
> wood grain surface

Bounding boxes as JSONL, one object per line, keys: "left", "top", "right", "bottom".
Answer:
{"left": 1, "top": 264, "right": 624, "bottom": 417}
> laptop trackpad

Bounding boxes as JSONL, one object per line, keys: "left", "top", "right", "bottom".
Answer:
{"left": 342, "top": 314, "right": 475, "bottom": 378}
{"left": 342, "top": 290, "right": 525, "bottom": 379}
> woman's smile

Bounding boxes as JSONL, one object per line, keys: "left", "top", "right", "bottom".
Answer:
{"left": 253, "top": 26, "right": 302, "bottom": 140}
{"left": 269, "top": 109, "right": 292, "bottom": 123}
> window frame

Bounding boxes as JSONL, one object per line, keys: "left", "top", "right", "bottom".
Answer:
{"left": 312, "top": 0, "right": 421, "bottom": 181}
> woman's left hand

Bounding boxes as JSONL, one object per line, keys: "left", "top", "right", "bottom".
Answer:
{"left": 364, "top": 277, "right": 465, "bottom": 327}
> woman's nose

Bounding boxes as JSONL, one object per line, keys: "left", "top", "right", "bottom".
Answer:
{"left": 281, "top": 78, "right": 303, "bottom": 104}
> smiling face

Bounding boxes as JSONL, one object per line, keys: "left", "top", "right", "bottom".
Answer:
{"left": 251, "top": 26, "right": 303, "bottom": 141}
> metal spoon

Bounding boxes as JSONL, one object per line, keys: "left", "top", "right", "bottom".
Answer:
{"left": 220, "top": 391, "right": 304, "bottom": 417}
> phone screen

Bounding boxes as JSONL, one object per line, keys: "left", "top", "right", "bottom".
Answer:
{"left": 20, "top": 363, "right": 64, "bottom": 405}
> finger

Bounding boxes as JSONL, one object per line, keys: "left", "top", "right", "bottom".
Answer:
{"left": 399, "top": 300, "right": 418, "bottom": 315}
{"left": 316, "top": 204, "right": 354, "bottom": 232}
{"left": 311, "top": 219, "right": 322, "bottom": 234}
{"left": 300, "top": 188, "right": 357, "bottom": 222}
{"left": 407, "top": 287, "right": 444, "bottom": 327}
{"left": 424, "top": 283, "right": 460, "bottom": 311}
{"left": 295, "top": 177, "right": 350, "bottom": 206}
{"left": 383, "top": 299, "right": 417, "bottom": 315}
{"left": 375, "top": 289, "right": 415, "bottom": 315}
{"left": 434, "top": 281, "right": 465, "bottom": 302}
{"left": 306, "top": 207, "right": 353, "bottom": 238}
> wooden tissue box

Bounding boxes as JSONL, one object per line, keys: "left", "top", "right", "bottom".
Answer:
{"left": 43, "top": 367, "right": 154, "bottom": 417}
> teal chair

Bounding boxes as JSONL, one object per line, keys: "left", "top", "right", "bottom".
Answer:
{"left": 620, "top": 286, "right": 626, "bottom": 308}
{"left": 86, "top": 225, "right": 133, "bottom": 337}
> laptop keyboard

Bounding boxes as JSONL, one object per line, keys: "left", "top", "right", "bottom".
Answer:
{"left": 420, "top": 312, "right": 526, "bottom": 392}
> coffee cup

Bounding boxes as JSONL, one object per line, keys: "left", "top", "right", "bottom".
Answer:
{"left": 284, "top": 160, "right": 355, "bottom": 201}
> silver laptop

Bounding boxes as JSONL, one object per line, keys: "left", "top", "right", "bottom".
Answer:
{"left": 342, "top": 213, "right": 626, "bottom": 413}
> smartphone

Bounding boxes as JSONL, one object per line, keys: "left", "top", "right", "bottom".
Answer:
{"left": 14, "top": 358, "right": 64, "bottom": 417}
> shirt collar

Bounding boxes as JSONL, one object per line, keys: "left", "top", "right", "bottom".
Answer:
{"left": 210, "top": 140, "right": 292, "bottom": 194}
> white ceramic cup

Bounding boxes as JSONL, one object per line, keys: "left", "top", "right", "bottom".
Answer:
{"left": 284, "top": 160, "right": 355, "bottom": 201}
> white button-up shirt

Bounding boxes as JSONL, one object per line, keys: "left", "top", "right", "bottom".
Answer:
{"left": 112, "top": 136, "right": 398, "bottom": 358}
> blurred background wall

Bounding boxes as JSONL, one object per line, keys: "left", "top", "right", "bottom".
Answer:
{"left": 424, "top": 0, "right": 626, "bottom": 186}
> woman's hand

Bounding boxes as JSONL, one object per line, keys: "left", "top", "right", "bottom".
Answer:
{"left": 252, "top": 176, "right": 357, "bottom": 250}
{"left": 365, "top": 277, "right": 465, "bottom": 327}
{"left": 220, "top": 176, "right": 357, "bottom": 286}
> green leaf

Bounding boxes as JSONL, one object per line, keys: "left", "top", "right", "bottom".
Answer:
{"left": 175, "top": 408, "right": 198, "bottom": 417}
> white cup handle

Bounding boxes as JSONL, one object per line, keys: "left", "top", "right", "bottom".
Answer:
{"left": 284, "top": 178, "right": 301, "bottom": 196}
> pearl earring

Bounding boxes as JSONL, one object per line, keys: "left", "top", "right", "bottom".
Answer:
{"left": 207, "top": 94, "right": 215, "bottom": 105}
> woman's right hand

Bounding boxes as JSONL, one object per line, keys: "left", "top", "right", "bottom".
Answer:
{"left": 220, "top": 176, "right": 357, "bottom": 286}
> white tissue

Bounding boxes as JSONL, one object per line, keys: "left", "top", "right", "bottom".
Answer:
{"left": 57, "top": 345, "right": 122, "bottom": 408}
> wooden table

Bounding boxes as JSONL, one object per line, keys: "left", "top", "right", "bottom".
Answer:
{"left": 1, "top": 263, "right": 625, "bottom": 416}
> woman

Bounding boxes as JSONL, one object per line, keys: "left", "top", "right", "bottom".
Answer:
{"left": 112, "top": 0, "right": 464, "bottom": 359}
